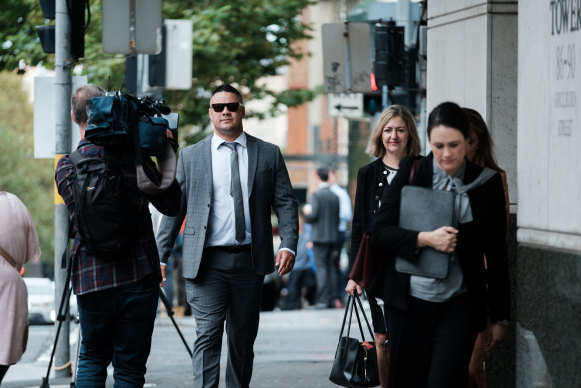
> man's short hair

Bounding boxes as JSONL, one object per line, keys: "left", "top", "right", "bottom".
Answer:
{"left": 316, "top": 167, "right": 329, "bottom": 182}
{"left": 211, "top": 84, "right": 244, "bottom": 104}
{"left": 71, "top": 84, "right": 106, "bottom": 125}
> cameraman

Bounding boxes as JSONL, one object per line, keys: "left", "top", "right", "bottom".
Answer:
{"left": 55, "top": 84, "right": 181, "bottom": 386}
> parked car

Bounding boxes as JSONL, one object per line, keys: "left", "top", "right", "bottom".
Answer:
{"left": 23, "top": 277, "right": 78, "bottom": 325}
{"left": 24, "top": 277, "right": 55, "bottom": 325}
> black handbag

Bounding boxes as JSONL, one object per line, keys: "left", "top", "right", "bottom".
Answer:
{"left": 329, "top": 294, "right": 380, "bottom": 387}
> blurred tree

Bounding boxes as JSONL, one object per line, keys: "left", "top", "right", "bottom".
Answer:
{"left": 0, "top": 0, "right": 319, "bottom": 141}
{"left": 0, "top": 72, "right": 54, "bottom": 266}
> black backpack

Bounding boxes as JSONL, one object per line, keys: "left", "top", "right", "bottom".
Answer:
{"left": 68, "top": 148, "right": 143, "bottom": 260}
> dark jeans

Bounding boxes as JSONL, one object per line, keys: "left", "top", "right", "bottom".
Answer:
{"left": 334, "top": 231, "right": 347, "bottom": 301}
{"left": 76, "top": 274, "right": 159, "bottom": 387}
{"left": 287, "top": 268, "right": 317, "bottom": 310}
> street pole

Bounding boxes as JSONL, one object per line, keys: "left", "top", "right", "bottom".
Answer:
{"left": 54, "top": 0, "right": 72, "bottom": 378}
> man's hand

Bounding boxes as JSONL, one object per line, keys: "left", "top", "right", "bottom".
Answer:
{"left": 275, "top": 250, "right": 295, "bottom": 276}
{"left": 159, "top": 264, "right": 167, "bottom": 287}
{"left": 485, "top": 323, "right": 507, "bottom": 351}
{"left": 345, "top": 279, "right": 363, "bottom": 296}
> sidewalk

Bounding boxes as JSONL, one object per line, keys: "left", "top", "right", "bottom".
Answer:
{"left": 3, "top": 306, "right": 353, "bottom": 387}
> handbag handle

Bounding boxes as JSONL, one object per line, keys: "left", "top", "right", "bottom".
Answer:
{"left": 0, "top": 245, "right": 20, "bottom": 272}
{"left": 353, "top": 293, "right": 375, "bottom": 341}
{"left": 337, "top": 295, "right": 356, "bottom": 344}
{"left": 336, "top": 294, "right": 375, "bottom": 344}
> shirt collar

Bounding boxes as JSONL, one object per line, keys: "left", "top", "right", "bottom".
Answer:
{"left": 212, "top": 132, "right": 247, "bottom": 150}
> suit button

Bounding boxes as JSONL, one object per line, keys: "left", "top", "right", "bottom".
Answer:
{"left": 375, "top": 196, "right": 379, "bottom": 200}
{"left": 379, "top": 183, "right": 383, "bottom": 187}
{"left": 207, "top": 203, "right": 210, "bottom": 208}
{"left": 204, "top": 225, "right": 207, "bottom": 229}
{"left": 373, "top": 210, "right": 376, "bottom": 214}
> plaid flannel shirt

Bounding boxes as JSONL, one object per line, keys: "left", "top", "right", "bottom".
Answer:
{"left": 55, "top": 139, "right": 181, "bottom": 295}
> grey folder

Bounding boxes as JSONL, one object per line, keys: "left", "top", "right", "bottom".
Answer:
{"left": 395, "top": 186, "right": 455, "bottom": 279}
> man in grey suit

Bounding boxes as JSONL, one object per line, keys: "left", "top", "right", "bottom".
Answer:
{"left": 156, "top": 84, "right": 298, "bottom": 387}
{"left": 304, "top": 167, "right": 340, "bottom": 309}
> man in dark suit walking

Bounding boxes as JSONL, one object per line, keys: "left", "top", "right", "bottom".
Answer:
{"left": 156, "top": 84, "right": 298, "bottom": 387}
{"left": 304, "top": 167, "right": 340, "bottom": 309}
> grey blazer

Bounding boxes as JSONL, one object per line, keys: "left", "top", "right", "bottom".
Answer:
{"left": 304, "top": 186, "right": 340, "bottom": 244}
{"left": 156, "top": 133, "right": 298, "bottom": 279}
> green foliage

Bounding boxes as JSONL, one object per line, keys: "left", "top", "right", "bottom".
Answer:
{"left": 0, "top": 0, "right": 321, "bottom": 140}
{"left": 161, "top": 0, "right": 319, "bottom": 133}
{"left": 0, "top": 0, "right": 46, "bottom": 72}
{"left": 0, "top": 72, "right": 55, "bottom": 263}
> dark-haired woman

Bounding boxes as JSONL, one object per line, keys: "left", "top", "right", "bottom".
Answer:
{"left": 345, "top": 105, "right": 422, "bottom": 388}
{"left": 372, "top": 102, "right": 510, "bottom": 387}
{"left": 463, "top": 107, "right": 510, "bottom": 388}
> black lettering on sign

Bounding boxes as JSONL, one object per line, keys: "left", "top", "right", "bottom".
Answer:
{"left": 550, "top": 0, "right": 581, "bottom": 35}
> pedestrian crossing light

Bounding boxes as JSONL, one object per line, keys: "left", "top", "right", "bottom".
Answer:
{"left": 363, "top": 93, "right": 382, "bottom": 116}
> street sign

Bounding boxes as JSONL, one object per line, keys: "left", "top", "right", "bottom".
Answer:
{"left": 102, "top": 0, "right": 162, "bottom": 55}
{"left": 328, "top": 93, "right": 363, "bottom": 118}
{"left": 34, "top": 75, "right": 88, "bottom": 159}
{"left": 322, "top": 23, "right": 373, "bottom": 94}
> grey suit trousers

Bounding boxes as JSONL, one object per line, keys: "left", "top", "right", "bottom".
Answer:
{"left": 186, "top": 248, "right": 264, "bottom": 388}
{"left": 312, "top": 242, "right": 338, "bottom": 307}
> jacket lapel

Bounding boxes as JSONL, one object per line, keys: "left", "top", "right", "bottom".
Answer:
{"left": 246, "top": 133, "right": 258, "bottom": 195}
{"left": 199, "top": 136, "right": 213, "bottom": 199}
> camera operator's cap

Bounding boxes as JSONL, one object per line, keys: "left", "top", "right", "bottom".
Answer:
{"left": 136, "top": 141, "right": 177, "bottom": 195}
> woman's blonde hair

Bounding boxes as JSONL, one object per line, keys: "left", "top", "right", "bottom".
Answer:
{"left": 366, "top": 105, "right": 421, "bottom": 158}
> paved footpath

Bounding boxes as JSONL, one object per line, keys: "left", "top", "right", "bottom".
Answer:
{"left": 3, "top": 305, "right": 371, "bottom": 387}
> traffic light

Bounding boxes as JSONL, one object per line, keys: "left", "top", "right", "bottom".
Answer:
{"left": 39, "top": 0, "right": 55, "bottom": 19}
{"left": 37, "top": 0, "right": 55, "bottom": 54}
{"left": 69, "top": 0, "right": 88, "bottom": 59}
{"left": 363, "top": 92, "right": 382, "bottom": 116}
{"left": 36, "top": 0, "right": 87, "bottom": 59}
{"left": 374, "top": 20, "right": 405, "bottom": 88}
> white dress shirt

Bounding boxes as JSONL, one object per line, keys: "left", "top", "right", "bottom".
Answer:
{"left": 206, "top": 133, "right": 251, "bottom": 246}
{"left": 329, "top": 183, "right": 352, "bottom": 232}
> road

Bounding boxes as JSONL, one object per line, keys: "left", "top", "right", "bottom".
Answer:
{"left": 2, "top": 305, "right": 371, "bottom": 387}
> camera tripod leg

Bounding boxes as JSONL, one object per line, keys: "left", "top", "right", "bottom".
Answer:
{"left": 70, "top": 316, "right": 81, "bottom": 387}
{"left": 159, "top": 287, "right": 193, "bottom": 358}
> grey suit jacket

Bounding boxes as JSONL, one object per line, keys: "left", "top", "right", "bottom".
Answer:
{"left": 304, "top": 186, "right": 340, "bottom": 244}
{"left": 156, "top": 133, "right": 298, "bottom": 279}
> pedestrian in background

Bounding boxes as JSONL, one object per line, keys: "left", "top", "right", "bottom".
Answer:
{"left": 0, "top": 191, "right": 41, "bottom": 384}
{"left": 304, "top": 167, "right": 340, "bottom": 309}
{"left": 55, "top": 84, "right": 182, "bottom": 386}
{"left": 372, "top": 102, "right": 510, "bottom": 387}
{"left": 463, "top": 107, "right": 509, "bottom": 388}
{"left": 286, "top": 208, "right": 317, "bottom": 310}
{"left": 327, "top": 168, "right": 352, "bottom": 308}
{"left": 156, "top": 83, "right": 298, "bottom": 387}
{"left": 345, "top": 104, "right": 422, "bottom": 388}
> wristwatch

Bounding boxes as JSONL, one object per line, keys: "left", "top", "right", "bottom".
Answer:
{"left": 496, "top": 319, "right": 510, "bottom": 327}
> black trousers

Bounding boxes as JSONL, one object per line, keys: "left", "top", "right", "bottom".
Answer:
{"left": 0, "top": 364, "right": 9, "bottom": 383}
{"left": 386, "top": 293, "right": 480, "bottom": 388}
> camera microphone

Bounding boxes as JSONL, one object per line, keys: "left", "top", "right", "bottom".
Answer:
{"left": 157, "top": 104, "right": 172, "bottom": 115}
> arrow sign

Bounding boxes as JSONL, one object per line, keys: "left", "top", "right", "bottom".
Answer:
{"left": 334, "top": 104, "right": 360, "bottom": 111}
{"left": 328, "top": 93, "right": 363, "bottom": 118}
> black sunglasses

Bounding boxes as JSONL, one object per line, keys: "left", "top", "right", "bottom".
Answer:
{"left": 210, "top": 102, "right": 243, "bottom": 112}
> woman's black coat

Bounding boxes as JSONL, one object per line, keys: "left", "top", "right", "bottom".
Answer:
{"left": 370, "top": 154, "right": 510, "bottom": 330}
